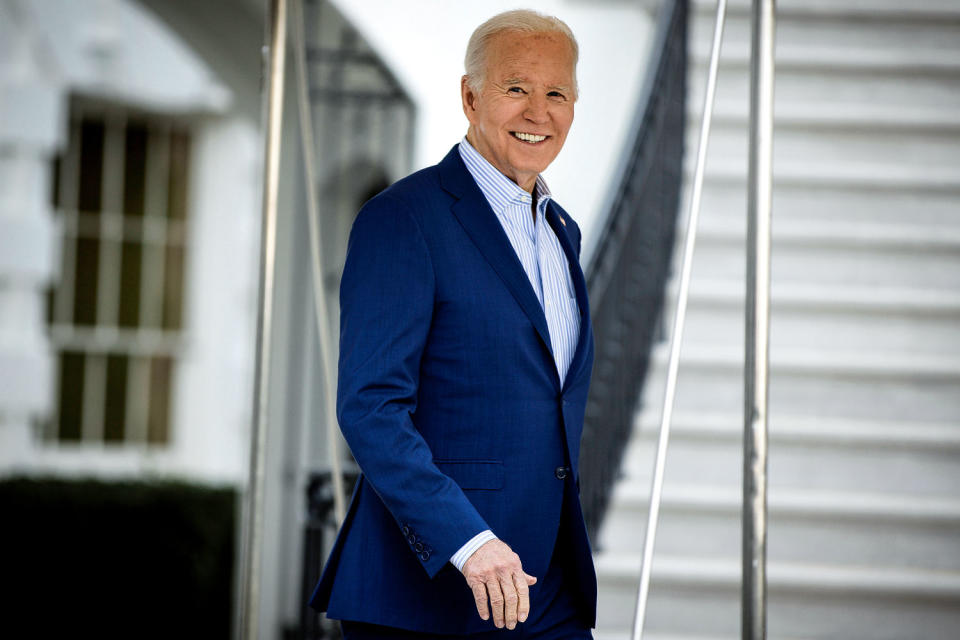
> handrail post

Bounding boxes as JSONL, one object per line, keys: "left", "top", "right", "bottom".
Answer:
{"left": 289, "top": 0, "right": 347, "bottom": 527}
{"left": 237, "top": 0, "right": 287, "bottom": 638}
{"left": 743, "top": 0, "right": 775, "bottom": 639}
{"left": 630, "top": 1, "right": 727, "bottom": 638}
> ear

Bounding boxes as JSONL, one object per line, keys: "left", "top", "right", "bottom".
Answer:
{"left": 461, "top": 75, "right": 479, "bottom": 124}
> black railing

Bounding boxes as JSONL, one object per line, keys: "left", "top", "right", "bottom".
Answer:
{"left": 580, "top": 0, "right": 688, "bottom": 543}
{"left": 293, "top": 470, "right": 359, "bottom": 640}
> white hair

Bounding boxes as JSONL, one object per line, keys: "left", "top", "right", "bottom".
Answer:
{"left": 464, "top": 9, "right": 579, "bottom": 99}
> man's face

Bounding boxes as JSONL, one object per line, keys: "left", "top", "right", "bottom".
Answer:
{"left": 461, "top": 30, "right": 576, "bottom": 193}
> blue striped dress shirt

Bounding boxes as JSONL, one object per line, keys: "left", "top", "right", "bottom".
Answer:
{"left": 458, "top": 138, "right": 581, "bottom": 381}
{"left": 450, "top": 138, "right": 582, "bottom": 572}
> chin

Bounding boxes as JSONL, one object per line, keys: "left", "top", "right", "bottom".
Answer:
{"left": 514, "top": 155, "right": 555, "bottom": 175}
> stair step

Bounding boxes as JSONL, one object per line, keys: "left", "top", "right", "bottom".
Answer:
{"left": 596, "top": 634, "right": 741, "bottom": 640}
{"left": 675, "top": 211, "right": 960, "bottom": 288}
{"left": 692, "top": 101, "right": 960, "bottom": 132}
{"left": 677, "top": 220, "right": 960, "bottom": 288}
{"left": 700, "top": 124, "right": 960, "bottom": 176}
{"left": 691, "top": 10, "right": 960, "bottom": 63}
{"left": 596, "top": 554, "right": 960, "bottom": 598}
{"left": 694, "top": 177, "right": 960, "bottom": 226}
{"left": 692, "top": 0, "right": 960, "bottom": 20}
{"left": 600, "top": 484, "right": 960, "bottom": 570}
{"left": 693, "top": 158, "right": 960, "bottom": 192}
{"left": 693, "top": 41, "right": 960, "bottom": 75}
{"left": 595, "top": 555, "right": 960, "bottom": 639}
{"left": 665, "top": 280, "right": 960, "bottom": 355}
{"left": 619, "top": 417, "right": 960, "bottom": 497}
{"left": 633, "top": 412, "right": 960, "bottom": 449}
{"left": 689, "top": 218, "right": 960, "bottom": 249}
{"left": 690, "top": 57, "right": 960, "bottom": 114}
{"left": 677, "top": 279, "right": 960, "bottom": 312}
{"left": 596, "top": 635, "right": 805, "bottom": 640}
{"left": 636, "top": 345, "right": 960, "bottom": 422}
{"left": 646, "top": 342, "right": 960, "bottom": 378}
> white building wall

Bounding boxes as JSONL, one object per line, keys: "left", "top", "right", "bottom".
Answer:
{"left": 0, "top": 0, "right": 260, "bottom": 485}
{"left": 0, "top": 8, "right": 61, "bottom": 467}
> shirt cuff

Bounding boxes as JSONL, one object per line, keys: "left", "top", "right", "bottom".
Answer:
{"left": 450, "top": 530, "right": 497, "bottom": 573}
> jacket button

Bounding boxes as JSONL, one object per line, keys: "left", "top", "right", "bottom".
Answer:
{"left": 402, "top": 526, "right": 410, "bottom": 536}
{"left": 555, "top": 466, "right": 569, "bottom": 480}
{"left": 407, "top": 534, "right": 416, "bottom": 544}
{"left": 415, "top": 542, "right": 424, "bottom": 552}
{"left": 420, "top": 551, "right": 430, "bottom": 561}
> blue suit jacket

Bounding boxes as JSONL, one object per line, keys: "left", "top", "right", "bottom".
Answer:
{"left": 310, "top": 146, "right": 597, "bottom": 633}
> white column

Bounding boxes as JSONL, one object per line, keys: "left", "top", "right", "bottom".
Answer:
{"left": 0, "top": 53, "right": 65, "bottom": 468}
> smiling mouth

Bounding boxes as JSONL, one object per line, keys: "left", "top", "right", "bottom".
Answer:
{"left": 512, "top": 131, "right": 548, "bottom": 144}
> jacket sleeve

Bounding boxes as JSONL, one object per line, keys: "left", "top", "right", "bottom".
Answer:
{"left": 336, "top": 194, "right": 490, "bottom": 578}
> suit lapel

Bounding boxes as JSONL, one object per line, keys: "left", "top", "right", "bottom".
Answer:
{"left": 439, "top": 148, "right": 555, "bottom": 364}
{"left": 546, "top": 203, "right": 592, "bottom": 393}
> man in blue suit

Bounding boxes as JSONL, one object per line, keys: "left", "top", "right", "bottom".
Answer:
{"left": 310, "top": 10, "right": 596, "bottom": 638}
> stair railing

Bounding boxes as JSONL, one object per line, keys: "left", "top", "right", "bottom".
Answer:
{"left": 630, "top": 0, "right": 728, "bottom": 636}
{"left": 627, "top": 1, "right": 776, "bottom": 639}
{"left": 742, "top": 1, "right": 776, "bottom": 638}
{"left": 581, "top": 0, "right": 689, "bottom": 548}
{"left": 239, "top": 2, "right": 287, "bottom": 638}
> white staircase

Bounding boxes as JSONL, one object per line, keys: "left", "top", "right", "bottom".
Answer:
{"left": 593, "top": 1, "right": 960, "bottom": 638}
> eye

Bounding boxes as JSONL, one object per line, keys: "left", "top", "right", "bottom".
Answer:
{"left": 507, "top": 86, "right": 526, "bottom": 95}
{"left": 548, "top": 91, "right": 567, "bottom": 101}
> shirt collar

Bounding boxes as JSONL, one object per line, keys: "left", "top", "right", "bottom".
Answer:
{"left": 458, "top": 137, "right": 553, "bottom": 216}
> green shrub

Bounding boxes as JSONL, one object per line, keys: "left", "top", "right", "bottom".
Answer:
{"left": 0, "top": 477, "right": 236, "bottom": 639}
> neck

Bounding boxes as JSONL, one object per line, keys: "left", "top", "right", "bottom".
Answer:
{"left": 465, "top": 129, "right": 537, "bottom": 194}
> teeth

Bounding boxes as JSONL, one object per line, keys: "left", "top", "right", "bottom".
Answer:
{"left": 513, "top": 132, "right": 547, "bottom": 143}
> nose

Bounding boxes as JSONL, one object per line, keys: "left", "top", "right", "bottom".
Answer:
{"left": 524, "top": 93, "right": 549, "bottom": 124}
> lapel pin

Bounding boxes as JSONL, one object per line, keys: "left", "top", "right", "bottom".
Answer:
{"left": 559, "top": 215, "right": 566, "bottom": 226}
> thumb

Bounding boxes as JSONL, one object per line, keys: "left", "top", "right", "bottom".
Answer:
{"left": 524, "top": 572, "right": 537, "bottom": 585}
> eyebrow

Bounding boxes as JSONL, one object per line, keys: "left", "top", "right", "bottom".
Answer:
{"left": 502, "top": 76, "right": 571, "bottom": 92}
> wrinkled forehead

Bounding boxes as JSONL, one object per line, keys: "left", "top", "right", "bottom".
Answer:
{"left": 485, "top": 31, "right": 576, "bottom": 83}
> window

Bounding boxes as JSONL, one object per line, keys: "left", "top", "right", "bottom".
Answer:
{"left": 47, "top": 99, "right": 190, "bottom": 445}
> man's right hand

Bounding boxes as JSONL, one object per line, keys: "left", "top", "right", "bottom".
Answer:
{"left": 461, "top": 539, "right": 537, "bottom": 630}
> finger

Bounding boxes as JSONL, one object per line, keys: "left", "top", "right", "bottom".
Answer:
{"left": 514, "top": 572, "right": 531, "bottom": 624}
{"left": 471, "top": 581, "right": 489, "bottom": 621}
{"left": 524, "top": 572, "right": 537, "bottom": 586}
{"left": 501, "top": 573, "right": 520, "bottom": 630}
{"left": 486, "top": 578, "right": 505, "bottom": 628}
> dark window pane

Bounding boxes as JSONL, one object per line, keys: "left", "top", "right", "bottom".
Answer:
{"left": 162, "top": 243, "right": 184, "bottom": 331}
{"left": 58, "top": 351, "right": 85, "bottom": 441}
{"left": 167, "top": 129, "right": 189, "bottom": 220}
{"left": 118, "top": 241, "right": 142, "bottom": 328}
{"left": 73, "top": 237, "right": 100, "bottom": 326}
{"left": 49, "top": 106, "right": 192, "bottom": 447}
{"left": 124, "top": 122, "right": 147, "bottom": 217}
{"left": 147, "top": 357, "right": 172, "bottom": 444}
{"left": 104, "top": 354, "right": 128, "bottom": 443}
{"left": 51, "top": 155, "right": 62, "bottom": 209}
{"left": 45, "top": 285, "right": 55, "bottom": 325}
{"left": 78, "top": 119, "right": 104, "bottom": 214}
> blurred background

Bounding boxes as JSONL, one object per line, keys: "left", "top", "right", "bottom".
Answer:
{"left": 0, "top": 0, "right": 957, "bottom": 639}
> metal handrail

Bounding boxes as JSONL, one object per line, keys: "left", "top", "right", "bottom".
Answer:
{"left": 630, "top": 0, "right": 728, "bottom": 637}
{"left": 290, "top": 0, "right": 346, "bottom": 526}
{"left": 239, "top": 1, "right": 287, "bottom": 638}
{"left": 743, "top": 1, "right": 776, "bottom": 637}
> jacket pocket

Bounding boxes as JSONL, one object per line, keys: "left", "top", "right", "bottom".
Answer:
{"left": 433, "top": 459, "right": 504, "bottom": 491}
